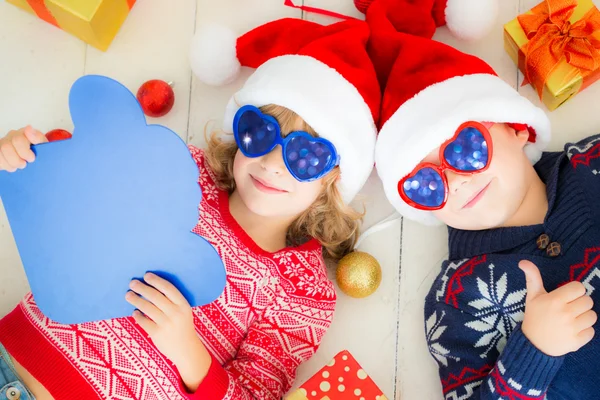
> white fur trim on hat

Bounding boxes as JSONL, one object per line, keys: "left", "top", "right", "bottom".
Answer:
{"left": 445, "top": 0, "right": 499, "bottom": 41}
{"left": 375, "top": 73, "right": 551, "bottom": 225}
{"left": 223, "top": 55, "right": 377, "bottom": 203}
{"left": 190, "top": 24, "right": 241, "bottom": 86}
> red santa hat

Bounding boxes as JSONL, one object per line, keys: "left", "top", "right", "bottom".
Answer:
{"left": 358, "top": 0, "right": 499, "bottom": 41}
{"left": 365, "top": 0, "right": 552, "bottom": 225}
{"left": 188, "top": 18, "right": 380, "bottom": 204}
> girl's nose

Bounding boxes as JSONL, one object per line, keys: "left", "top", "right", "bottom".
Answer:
{"left": 260, "top": 145, "right": 286, "bottom": 175}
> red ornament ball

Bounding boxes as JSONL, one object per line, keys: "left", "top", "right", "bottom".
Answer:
{"left": 136, "top": 80, "right": 175, "bottom": 118}
{"left": 45, "top": 129, "right": 72, "bottom": 142}
{"left": 354, "top": 0, "right": 372, "bottom": 13}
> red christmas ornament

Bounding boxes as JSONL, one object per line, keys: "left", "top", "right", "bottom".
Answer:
{"left": 136, "top": 80, "right": 175, "bottom": 118}
{"left": 45, "top": 129, "right": 72, "bottom": 142}
{"left": 354, "top": 0, "right": 373, "bottom": 14}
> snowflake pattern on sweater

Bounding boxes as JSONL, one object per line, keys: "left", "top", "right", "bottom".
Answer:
{"left": 425, "top": 134, "right": 600, "bottom": 400}
{"left": 0, "top": 146, "right": 336, "bottom": 400}
{"left": 465, "top": 264, "right": 526, "bottom": 359}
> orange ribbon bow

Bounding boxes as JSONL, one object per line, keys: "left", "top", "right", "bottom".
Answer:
{"left": 517, "top": 0, "right": 600, "bottom": 97}
{"left": 25, "top": 0, "right": 137, "bottom": 29}
{"left": 26, "top": 0, "right": 59, "bottom": 26}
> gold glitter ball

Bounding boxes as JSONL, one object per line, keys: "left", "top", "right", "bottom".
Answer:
{"left": 336, "top": 251, "right": 382, "bottom": 298}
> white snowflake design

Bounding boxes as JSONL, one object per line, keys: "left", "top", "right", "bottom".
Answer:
{"left": 273, "top": 252, "right": 294, "bottom": 266}
{"left": 426, "top": 310, "right": 460, "bottom": 367}
{"left": 198, "top": 166, "right": 212, "bottom": 187}
{"left": 283, "top": 262, "right": 306, "bottom": 279}
{"left": 296, "top": 272, "right": 335, "bottom": 297}
{"left": 465, "top": 264, "right": 526, "bottom": 359}
{"left": 201, "top": 184, "right": 219, "bottom": 202}
{"left": 278, "top": 255, "right": 335, "bottom": 298}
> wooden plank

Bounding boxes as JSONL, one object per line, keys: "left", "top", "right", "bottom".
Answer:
{"left": 292, "top": 173, "right": 401, "bottom": 398}
{"left": 293, "top": 0, "right": 401, "bottom": 397}
{"left": 83, "top": 0, "right": 197, "bottom": 141}
{"left": 0, "top": 1, "right": 86, "bottom": 317}
{"left": 0, "top": 2, "right": 85, "bottom": 134}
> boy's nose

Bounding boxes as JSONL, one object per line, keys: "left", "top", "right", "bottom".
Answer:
{"left": 445, "top": 169, "right": 471, "bottom": 194}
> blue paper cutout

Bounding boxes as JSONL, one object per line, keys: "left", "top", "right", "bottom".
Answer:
{"left": 0, "top": 75, "right": 226, "bottom": 324}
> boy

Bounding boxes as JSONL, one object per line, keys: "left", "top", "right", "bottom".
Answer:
{"left": 363, "top": 0, "right": 599, "bottom": 398}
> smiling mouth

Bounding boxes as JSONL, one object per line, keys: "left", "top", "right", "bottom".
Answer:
{"left": 250, "top": 175, "right": 288, "bottom": 194}
{"left": 462, "top": 181, "right": 492, "bottom": 209}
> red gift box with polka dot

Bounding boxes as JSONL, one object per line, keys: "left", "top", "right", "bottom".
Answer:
{"left": 286, "top": 350, "right": 388, "bottom": 400}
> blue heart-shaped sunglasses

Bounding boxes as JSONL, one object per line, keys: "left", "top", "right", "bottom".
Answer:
{"left": 233, "top": 105, "right": 340, "bottom": 182}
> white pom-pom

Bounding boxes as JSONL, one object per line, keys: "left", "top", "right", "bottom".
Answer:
{"left": 445, "top": 0, "right": 499, "bottom": 41}
{"left": 524, "top": 142, "right": 544, "bottom": 165}
{"left": 189, "top": 24, "right": 241, "bottom": 86}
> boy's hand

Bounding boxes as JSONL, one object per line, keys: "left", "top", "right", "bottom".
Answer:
{"left": 126, "top": 273, "right": 212, "bottom": 392}
{"left": 520, "top": 260, "right": 596, "bottom": 357}
{"left": 0, "top": 126, "right": 48, "bottom": 172}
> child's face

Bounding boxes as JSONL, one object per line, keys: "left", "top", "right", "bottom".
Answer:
{"left": 232, "top": 143, "right": 324, "bottom": 219}
{"left": 428, "top": 123, "right": 533, "bottom": 230}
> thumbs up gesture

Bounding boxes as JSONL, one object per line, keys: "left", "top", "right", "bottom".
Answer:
{"left": 520, "top": 260, "right": 597, "bottom": 356}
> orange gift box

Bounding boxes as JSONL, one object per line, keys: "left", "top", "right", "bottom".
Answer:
{"left": 6, "top": 0, "right": 136, "bottom": 51}
{"left": 504, "top": 0, "right": 600, "bottom": 110}
{"left": 286, "top": 351, "right": 388, "bottom": 400}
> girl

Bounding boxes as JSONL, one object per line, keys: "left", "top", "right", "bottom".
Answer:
{"left": 0, "top": 17, "right": 381, "bottom": 400}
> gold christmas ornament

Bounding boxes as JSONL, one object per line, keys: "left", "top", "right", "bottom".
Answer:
{"left": 336, "top": 251, "right": 382, "bottom": 298}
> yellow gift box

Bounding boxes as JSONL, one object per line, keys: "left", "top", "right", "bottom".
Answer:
{"left": 7, "top": 0, "right": 136, "bottom": 51}
{"left": 504, "top": 0, "right": 600, "bottom": 110}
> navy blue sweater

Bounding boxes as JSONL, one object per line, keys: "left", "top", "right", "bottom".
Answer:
{"left": 424, "top": 134, "right": 600, "bottom": 399}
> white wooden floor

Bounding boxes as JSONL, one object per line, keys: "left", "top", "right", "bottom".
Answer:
{"left": 1, "top": 1, "right": 599, "bottom": 399}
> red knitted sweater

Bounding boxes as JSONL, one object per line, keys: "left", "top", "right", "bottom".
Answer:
{"left": 0, "top": 146, "right": 336, "bottom": 399}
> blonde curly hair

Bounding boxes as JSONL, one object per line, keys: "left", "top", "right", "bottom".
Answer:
{"left": 204, "top": 104, "right": 363, "bottom": 261}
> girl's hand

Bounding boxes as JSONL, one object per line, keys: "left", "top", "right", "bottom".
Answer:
{"left": 0, "top": 126, "right": 48, "bottom": 172}
{"left": 126, "top": 273, "right": 212, "bottom": 392}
